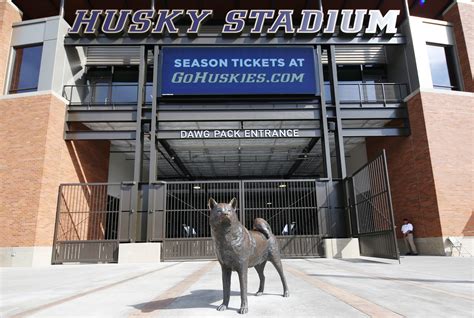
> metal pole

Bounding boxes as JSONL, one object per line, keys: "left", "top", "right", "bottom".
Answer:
{"left": 318, "top": 0, "right": 323, "bottom": 11}
{"left": 59, "top": 0, "right": 65, "bottom": 18}
{"left": 316, "top": 46, "right": 332, "bottom": 180}
{"left": 328, "top": 45, "right": 347, "bottom": 179}
{"left": 382, "top": 150, "right": 401, "bottom": 263}
{"left": 328, "top": 45, "right": 351, "bottom": 237}
{"left": 129, "top": 46, "right": 148, "bottom": 242}
{"left": 147, "top": 46, "right": 160, "bottom": 242}
{"left": 402, "top": 0, "right": 410, "bottom": 18}
{"left": 151, "top": 0, "right": 155, "bottom": 11}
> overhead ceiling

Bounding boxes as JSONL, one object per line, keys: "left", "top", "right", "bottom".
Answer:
{"left": 87, "top": 119, "right": 384, "bottom": 180}
{"left": 12, "top": 0, "right": 454, "bottom": 26}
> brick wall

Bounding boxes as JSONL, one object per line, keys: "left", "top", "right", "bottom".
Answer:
{"left": 0, "top": 0, "right": 21, "bottom": 95}
{"left": 0, "top": 93, "right": 110, "bottom": 247}
{"left": 420, "top": 91, "right": 473, "bottom": 238}
{"left": 444, "top": 1, "right": 474, "bottom": 92}
{"left": 367, "top": 90, "right": 474, "bottom": 240}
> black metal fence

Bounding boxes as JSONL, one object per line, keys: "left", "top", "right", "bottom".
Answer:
{"left": 161, "top": 180, "right": 322, "bottom": 260}
{"left": 162, "top": 181, "right": 240, "bottom": 260}
{"left": 53, "top": 179, "right": 324, "bottom": 262}
{"left": 243, "top": 180, "right": 322, "bottom": 257}
{"left": 51, "top": 183, "right": 122, "bottom": 264}
{"left": 347, "top": 150, "right": 399, "bottom": 260}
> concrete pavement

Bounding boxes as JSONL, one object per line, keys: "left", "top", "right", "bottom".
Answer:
{"left": 1, "top": 256, "right": 473, "bottom": 317}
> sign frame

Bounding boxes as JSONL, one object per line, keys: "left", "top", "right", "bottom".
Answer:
{"left": 158, "top": 45, "right": 319, "bottom": 97}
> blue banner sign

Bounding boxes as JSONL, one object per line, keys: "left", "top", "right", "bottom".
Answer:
{"left": 160, "top": 47, "right": 318, "bottom": 96}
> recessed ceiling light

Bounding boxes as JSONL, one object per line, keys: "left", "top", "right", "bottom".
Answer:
{"left": 193, "top": 185, "right": 201, "bottom": 190}
{"left": 266, "top": 202, "right": 272, "bottom": 205}
{"left": 279, "top": 184, "right": 287, "bottom": 188}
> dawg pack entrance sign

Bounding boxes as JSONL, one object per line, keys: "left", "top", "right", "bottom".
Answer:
{"left": 161, "top": 47, "right": 317, "bottom": 95}
{"left": 180, "top": 129, "right": 300, "bottom": 139}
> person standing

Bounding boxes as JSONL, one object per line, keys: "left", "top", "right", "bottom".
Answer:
{"left": 401, "top": 218, "right": 418, "bottom": 255}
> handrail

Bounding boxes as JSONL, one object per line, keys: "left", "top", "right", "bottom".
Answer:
{"left": 62, "top": 82, "right": 408, "bottom": 107}
{"left": 63, "top": 83, "right": 153, "bottom": 107}
{"left": 325, "top": 82, "right": 408, "bottom": 106}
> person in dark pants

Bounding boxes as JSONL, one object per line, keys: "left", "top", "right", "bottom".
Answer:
{"left": 401, "top": 218, "right": 418, "bottom": 255}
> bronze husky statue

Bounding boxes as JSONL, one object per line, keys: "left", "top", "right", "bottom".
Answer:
{"left": 209, "top": 198, "right": 289, "bottom": 314}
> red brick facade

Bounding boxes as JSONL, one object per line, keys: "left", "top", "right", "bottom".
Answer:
{"left": 367, "top": 91, "right": 474, "bottom": 242}
{"left": 0, "top": 93, "right": 110, "bottom": 247}
{"left": 444, "top": 2, "right": 474, "bottom": 92}
{"left": 0, "top": 0, "right": 21, "bottom": 94}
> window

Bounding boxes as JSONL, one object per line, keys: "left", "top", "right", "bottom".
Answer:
{"left": 426, "top": 44, "right": 458, "bottom": 90}
{"left": 9, "top": 45, "right": 43, "bottom": 94}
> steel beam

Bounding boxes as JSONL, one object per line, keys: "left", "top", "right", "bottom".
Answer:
{"left": 156, "top": 109, "right": 320, "bottom": 122}
{"left": 159, "top": 140, "right": 193, "bottom": 179}
{"left": 285, "top": 137, "right": 320, "bottom": 178}
{"left": 147, "top": 46, "right": 160, "bottom": 242}
{"left": 129, "top": 46, "right": 148, "bottom": 243}
{"left": 65, "top": 130, "right": 136, "bottom": 140}
{"left": 67, "top": 110, "right": 137, "bottom": 122}
{"left": 148, "top": 46, "right": 160, "bottom": 184}
{"left": 328, "top": 45, "right": 347, "bottom": 179}
{"left": 342, "top": 128, "right": 410, "bottom": 137}
{"left": 64, "top": 35, "right": 406, "bottom": 46}
{"left": 59, "top": 0, "right": 64, "bottom": 18}
{"left": 317, "top": 46, "right": 332, "bottom": 180}
{"left": 340, "top": 108, "right": 408, "bottom": 119}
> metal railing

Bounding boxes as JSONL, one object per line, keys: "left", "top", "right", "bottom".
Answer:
{"left": 325, "top": 83, "right": 408, "bottom": 105}
{"left": 63, "top": 84, "right": 153, "bottom": 107}
{"left": 62, "top": 82, "right": 406, "bottom": 107}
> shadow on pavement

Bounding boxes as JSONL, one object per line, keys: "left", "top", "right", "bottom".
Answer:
{"left": 131, "top": 288, "right": 287, "bottom": 313}
{"left": 338, "top": 258, "right": 391, "bottom": 264}
{"left": 309, "top": 274, "right": 474, "bottom": 284}
{"left": 131, "top": 289, "right": 239, "bottom": 313}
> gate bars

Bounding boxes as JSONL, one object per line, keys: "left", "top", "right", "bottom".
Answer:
{"left": 51, "top": 183, "right": 124, "bottom": 264}
{"left": 160, "top": 179, "right": 322, "bottom": 260}
{"left": 52, "top": 167, "right": 398, "bottom": 263}
{"left": 243, "top": 180, "right": 319, "bottom": 236}
{"left": 347, "top": 150, "right": 400, "bottom": 260}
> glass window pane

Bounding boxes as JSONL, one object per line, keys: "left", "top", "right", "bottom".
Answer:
{"left": 93, "top": 84, "right": 110, "bottom": 104}
{"left": 111, "top": 83, "right": 138, "bottom": 104}
{"left": 9, "top": 45, "right": 43, "bottom": 93}
{"left": 426, "top": 44, "right": 453, "bottom": 89}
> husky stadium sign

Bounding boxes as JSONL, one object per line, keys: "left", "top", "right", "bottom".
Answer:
{"left": 68, "top": 9, "right": 400, "bottom": 36}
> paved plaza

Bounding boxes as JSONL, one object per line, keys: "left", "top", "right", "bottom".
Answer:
{"left": 1, "top": 256, "right": 473, "bottom": 317}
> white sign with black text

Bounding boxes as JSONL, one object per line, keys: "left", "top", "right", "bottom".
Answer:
{"left": 180, "top": 129, "right": 300, "bottom": 139}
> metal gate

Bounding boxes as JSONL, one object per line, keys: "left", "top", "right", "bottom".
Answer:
{"left": 51, "top": 183, "right": 128, "bottom": 264}
{"left": 243, "top": 180, "right": 322, "bottom": 258}
{"left": 161, "top": 180, "right": 322, "bottom": 261}
{"left": 347, "top": 150, "right": 400, "bottom": 260}
{"left": 162, "top": 181, "right": 241, "bottom": 260}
